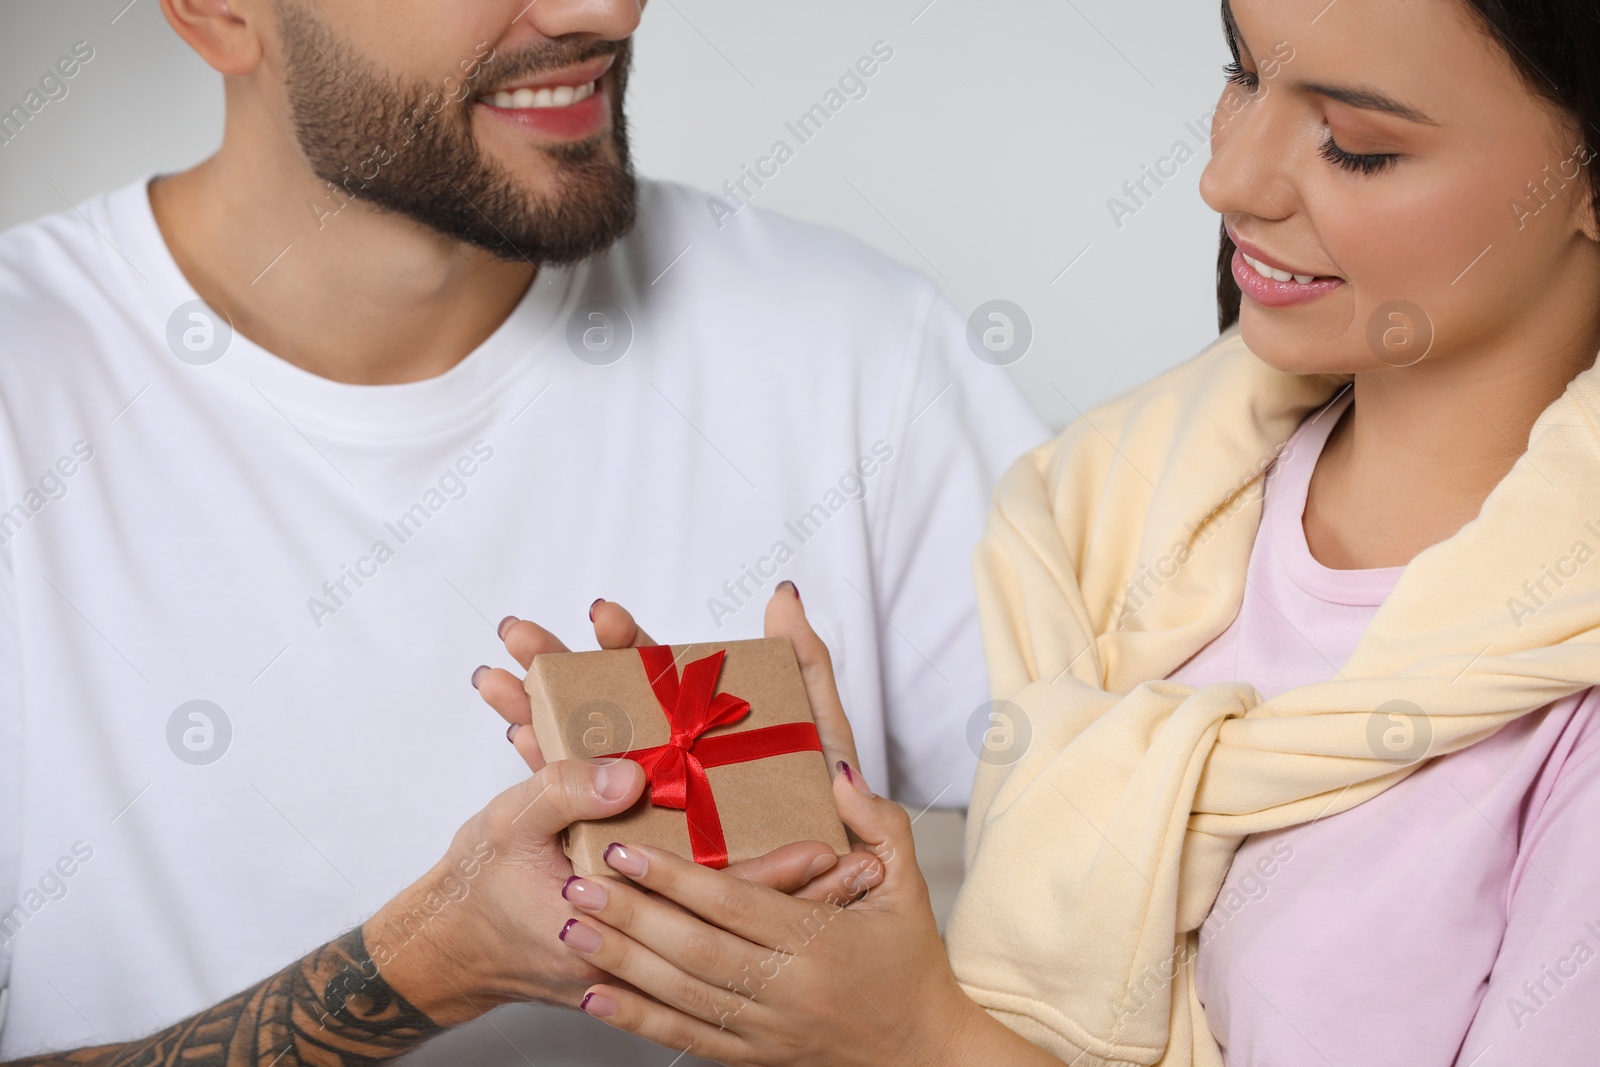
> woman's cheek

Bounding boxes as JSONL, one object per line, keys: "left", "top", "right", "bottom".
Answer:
{"left": 1312, "top": 177, "right": 1493, "bottom": 356}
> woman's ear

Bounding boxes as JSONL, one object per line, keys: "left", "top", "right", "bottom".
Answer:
{"left": 160, "top": 0, "right": 264, "bottom": 77}
{"left": 1580, "top": 188, "right": 1600, "bottom": 245}
{"left": 1570, "top": 141, "right": 1600, "bottom": 243}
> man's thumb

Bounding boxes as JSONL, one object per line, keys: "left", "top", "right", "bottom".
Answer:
{"left": 509, "top": 758, "right": 645, "bottom": 837}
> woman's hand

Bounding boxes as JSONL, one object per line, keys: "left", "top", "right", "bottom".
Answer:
{"left": 554, "top": 763, "right": 986, "bottom": 1067}
{"left": 475, "top": 582, "right": 863, "bottom": 790}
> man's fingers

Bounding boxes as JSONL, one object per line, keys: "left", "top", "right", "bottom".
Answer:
{"left": 763, "top": 586, "right": 862, "bottom": 771}
{"left": 500, "top": 617, "right": 571, "bottom": 670}
{"left": 502, "top": 758, "right": 646, "bottom": 839}
{"left": 590, "top": 600, "right": 659, "bottom": 649}
{"left": 724, "top": 840, "right": 840, "bottom": 895}
{"left": 791, "top": 847, "right": 884, "bottom": 905}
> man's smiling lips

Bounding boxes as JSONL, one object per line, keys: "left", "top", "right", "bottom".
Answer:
{"left": 475, "top": 54, "right": 614, "bottom": 141}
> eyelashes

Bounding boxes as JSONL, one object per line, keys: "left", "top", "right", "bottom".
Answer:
{"left": 1222, "top": 61, "right": 1400, "bottom": 176}
{"left": 1222, "top": 59, "right": 1259, "bottom": 92}
{"left": 1318, "top": 134, "right": 1399, "bottom": 175}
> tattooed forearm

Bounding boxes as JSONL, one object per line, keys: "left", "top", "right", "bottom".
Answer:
{"left": 5, "top": 928, "right": 443, "bottom": 1066}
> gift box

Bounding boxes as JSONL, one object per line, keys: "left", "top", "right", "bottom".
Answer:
{"left": 523, "top": 636, "right": 849, "bottom": 878}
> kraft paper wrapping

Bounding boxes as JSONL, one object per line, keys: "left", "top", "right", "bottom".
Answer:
{"left": 524, "top": 636, "right": 849, "bottom": 878}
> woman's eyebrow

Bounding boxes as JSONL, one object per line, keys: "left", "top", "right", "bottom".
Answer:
{"left": 1221, "top": 0, "right": 1244, "bottom": 57}
{"left": 1221, "top": 0, "right": 1436, "bottom": 126}
{"left": 1295, "top": 81, "right": 1438, "bottom": 124}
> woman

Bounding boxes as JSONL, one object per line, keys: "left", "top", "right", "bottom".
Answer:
{"left": 478, "top": 0, "right": 1600, "bottom": 1062}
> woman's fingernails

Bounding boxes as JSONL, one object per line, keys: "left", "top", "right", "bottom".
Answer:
{"left": 497, "top": 615, "right": 518, "bottom": 640}
{"left": 802, "top": 852, "right": 837, "bottom": 883}
{"left": 563, "top": 875, "right": 609, "bottom": 911}
{"left": 506, "top": 723, "right": 520, "bottom": 744}
{"left": 471, "top": 665, "right": 489, "bottom": 690}
{"left": 776, "top": 580, "right": 801, "bottom": 603}
{"left": 604, "top": 842, "right": 648, "bottom": 879}
{"left": 559, "top": 918, "right": 603, "bottom": 954}
{"left": 581, "top": 991, "right": 618, "bottom": 1018}
{"left": 589, "top": 598, "right": 605, "bottom": 622}
{"left": 837, "top": 760, "right": 874, "bottom": 798}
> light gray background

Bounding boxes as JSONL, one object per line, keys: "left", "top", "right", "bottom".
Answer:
{"left": 0, "top": 0, "right": 1230, "bottom": 427}
{"left": 0, "top": 1, "right": 1229, "bottom": 922}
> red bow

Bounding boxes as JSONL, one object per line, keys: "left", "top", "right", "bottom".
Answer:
{"left": 599, "top": 645, "right": 823, "bottom": 868}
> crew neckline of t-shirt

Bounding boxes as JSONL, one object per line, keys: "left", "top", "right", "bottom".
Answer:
{"left": 1269, "top": 388, "right": 1405, "bottom": 607}
{"left": 103, "top": 176, "right": 582, "bottom": 438}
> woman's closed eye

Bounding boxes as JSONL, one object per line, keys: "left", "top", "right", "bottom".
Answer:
{"left": 1319, "top": 131, "right": 1399, "bottom": 175}
{"left": 1221, "top": 54, "right": 1404, "bottom": 177}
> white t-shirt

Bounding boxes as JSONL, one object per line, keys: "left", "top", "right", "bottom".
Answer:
{"left": 0, "top": 177, "right": 1046, "bottom": 1064}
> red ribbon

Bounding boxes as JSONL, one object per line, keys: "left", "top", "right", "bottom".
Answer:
{"left": 597, "top": 645, "right": 823, "bottom": 869}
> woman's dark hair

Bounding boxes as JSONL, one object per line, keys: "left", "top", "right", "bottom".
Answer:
{"left": 1217, "top": 0, "right": 1600, "bottom": 331}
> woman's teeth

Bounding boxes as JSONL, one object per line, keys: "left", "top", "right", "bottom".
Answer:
{"left": 1242, "top": 253, "right": 1316, "bottom": 285}
{"left": 483, "top": 82, "right": 596, "bottom": 110}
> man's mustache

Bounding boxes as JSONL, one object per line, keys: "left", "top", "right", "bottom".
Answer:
{"left": 475, "top": 37, "right": 629, "bottom": 93}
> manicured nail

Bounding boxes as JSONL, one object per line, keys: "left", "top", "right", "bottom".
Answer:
{"left": 472, "top": 665, "right": 489, "bottom": 690}
{"left": 589, "top": 598, "right": 604, "bottom": 622}
{"left": 604, "top": 842, "right": 648, "bottom": 879}
{"left": 559, "top": 918, "right": 602, "bottom": 953}
{"left": 837, "top": 760, "right": 874, "bottom": 798}
{"left": 776, "top": 580, "right": 801, "bottom": 603}
{"left": 506, "top": 723, "right": 520, "bottom": 744}
{"left": 497, "top": 615, "right": 518, "bottom": 639}
{"left": 563, "top": 876, "right": 609, "bottom": 911}
{"left": 581, "top": 991, "right": 618, "bottom": 1017}
{"left": 802, "top": 852, "right": 837, "bottom": 883}
{"left": 593, "top": 762, "right": 633, "bottom": 801}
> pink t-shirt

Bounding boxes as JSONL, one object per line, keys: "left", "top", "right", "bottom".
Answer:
{"left": 1171, "top": 391, "right": 1600, "bottom": 1066}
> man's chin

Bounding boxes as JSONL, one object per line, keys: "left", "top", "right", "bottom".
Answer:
{"left": 471, "top": 173, "right": 638, "bottom": 265}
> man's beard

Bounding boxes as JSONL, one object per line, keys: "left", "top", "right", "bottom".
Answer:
{"left": 279, "top": 6, "right": 637, "bottom": 263}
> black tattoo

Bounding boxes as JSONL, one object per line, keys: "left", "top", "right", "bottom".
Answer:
{"left": 5, "top": 928, "right": 442, "bottom": 1066}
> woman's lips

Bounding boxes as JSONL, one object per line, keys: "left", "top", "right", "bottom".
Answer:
{"left": 1230, "top": 248, "right": 1345, "bottom": 308}
{"left": 1227, "top": 228, "right": 1345, "bottom": 308}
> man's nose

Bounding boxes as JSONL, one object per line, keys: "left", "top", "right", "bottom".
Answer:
{"left": 519, "top": 0, "right": 644, "bottom": 44}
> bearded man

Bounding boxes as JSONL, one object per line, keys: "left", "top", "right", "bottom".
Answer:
{"left": 0, "top": 2, "right": 1043, "bottom": 1064}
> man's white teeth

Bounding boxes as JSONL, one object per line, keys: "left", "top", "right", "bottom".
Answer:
{"left": 486, "top": 82, "right": 596, "bottom": 109}
{"left": 1243, "top": 253, "right": 1316, "bottom": 285}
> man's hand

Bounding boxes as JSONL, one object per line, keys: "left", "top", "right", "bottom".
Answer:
{"left": 363, "top": 754, "right": 647, "bottom": 1023}
{"left": 369, "top": 754, "right": 875, "bottom": 1026}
